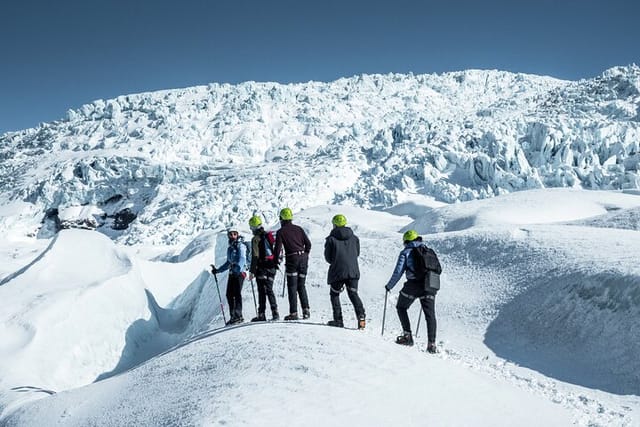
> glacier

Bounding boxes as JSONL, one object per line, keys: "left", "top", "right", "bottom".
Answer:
{"left": 0, "top": 66, "right": 639, "bottom": 246}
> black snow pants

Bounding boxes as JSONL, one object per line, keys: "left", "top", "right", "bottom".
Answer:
{"left": 396, "top": 281, "right": 437, "bottom": 343}
{"left": 330, "top": 279, "right": 365, "bottom": 322}
{"left": 285, "top": 254, "right": 310, "bottom": 314}
{"left": 255, "top": 267, "right": 278, "bottom": 315}
{"left": 226, "top": 273, "right": 245, "bottom": 320}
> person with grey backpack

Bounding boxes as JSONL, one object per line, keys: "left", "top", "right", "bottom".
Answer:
{"left": 384, "top": 230, "right": 442, "bottom": 353}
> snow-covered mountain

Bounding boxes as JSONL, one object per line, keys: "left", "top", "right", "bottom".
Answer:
{"left": 1, "top": 66, "right": 638, "bottom": 245}
{"left": 1, "top": 67, "right": 640, "bottom": 426}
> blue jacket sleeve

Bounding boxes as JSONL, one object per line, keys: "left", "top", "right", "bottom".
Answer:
{"left": 217, "top": 260, "right": 230, "bottom": 273}
{"left": 385, "top": 249, "right": 408, "bottom": 290}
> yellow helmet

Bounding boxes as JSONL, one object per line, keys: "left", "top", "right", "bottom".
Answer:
{"left": 248, "top": 215, "right": 262, "bottom": 228}
{"left": 402, "top": 229, "right": 419, "bottom": 242}
{"left": 332, "top": 214, "right": 347, "bottom": 227}
{"left": 279, "top": 208, "right": 293, "bottom": 220}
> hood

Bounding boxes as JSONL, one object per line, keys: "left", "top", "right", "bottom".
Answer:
{"left": 404, "top": 240, "right": 423, "bottom": 249}
{"left": 330, "top": 226, "right": 354, "bottom": 241}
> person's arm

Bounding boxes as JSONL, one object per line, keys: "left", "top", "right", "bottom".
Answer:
{"left": 324, "top": 237, "right": 334, "bottom": 264}
{"left": 385, "top": 249, "right": 407, "bottom": 291}
{"left": 216, "top": 259, "right": 230, "bottom": 273}
{"left": 274, "top": 230, "right": 283, "bottom": 267}
{"left": 303, "top": 229, "right": 312, "bottom": 254}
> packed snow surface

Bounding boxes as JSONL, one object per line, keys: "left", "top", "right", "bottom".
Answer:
{"left": 1, "top": 190, "right": 640, "bottom": 426}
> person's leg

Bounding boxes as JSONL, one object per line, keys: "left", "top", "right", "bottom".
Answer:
{"left": 225, "top": 278, "right": 235, "bottom": 320}
{"left": 297, "top": 255, "right": 310, "bottom": 316}
{"left": 396, "top": 290, "right": 415, "bottom": 335}
{"left": 329, "top": 282, "right": 344, "bottom": 323}
{"left": 233, "top": 274, "right": 245, "bottom": 320}
{"left": 345, "top": 279, "right": 365, "bottom": 321}
{"left": 286, "top": 274, "right": 298, "bottom": 314}
{"left": 285, "top": 259, "right": 298, "bottom": 318}
{"left": 264, "top": 269, "right": 278, "bottom": 318}
{"left": 420, "top": 294, "right": 437, "bottom": 343}
{"left": 255, "top": 271, "right": 267, "bottom": 316}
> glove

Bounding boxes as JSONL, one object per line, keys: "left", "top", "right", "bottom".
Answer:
{"left": 241, "top": 272, "right": 247, "bottom": 279}
{"left": 385, "top": 285, "right": 391, "bottom": 292}
{"left": 210, "top": 265, "right": 217, "bottom": 274}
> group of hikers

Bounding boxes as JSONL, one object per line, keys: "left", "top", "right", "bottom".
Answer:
{"left": 210, "top": 208, "right": 442, "bottom": 353}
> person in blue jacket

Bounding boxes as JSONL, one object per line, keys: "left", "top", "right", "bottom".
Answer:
{"left": 211, "top": 228, "right": 248, "bottom": 325}
{"left": 385, "top": 229, "right": 438, "bottom": 353}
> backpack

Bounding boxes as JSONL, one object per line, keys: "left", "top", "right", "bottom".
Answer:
{"left": 234, "top": 237, "right": 252, "bottom": 271}
{"left": 258, "top": 231, "right": 276, "bottom": 268}
{"left": 410, "top": 245, "right": 442, "bottom": 291}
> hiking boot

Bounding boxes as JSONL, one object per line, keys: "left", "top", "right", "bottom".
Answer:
{"left": 226, "top": 317, "right": 244, "bottom": 326}
{"left": 302, "top": 308, "right": 310, "bottom": 319}
{"left": 427, "top": 342, "right": 438, "bottom": 354}
{"left": 395, "top": 332, "right": 414, "bottom": 346}
{"left": 271, "top": 311, "right": 279, "bottom": 321}
{"left": 327, "top": 319, "right": 344, "bottom": 328}
{"left": 284, "top": 313, "right": 299, "bottom": 321}
{"left": 357, "top": 318, "right": 366, "bottom": 330}
{"left": 251, "top": 313, "right": 266, "bottom": 322}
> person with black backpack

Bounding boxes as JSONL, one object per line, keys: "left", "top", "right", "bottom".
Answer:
{"left": 384, "top": 229, "right": 442, "bottom": 353}
{"left": 248, "top": 215, "right": 279, "bottom": 321}
{"left": 211, "top": 227, "right": 248, "bottom": 325}
{"left": 324, "top": 214, "right": 366, "bottom": 329}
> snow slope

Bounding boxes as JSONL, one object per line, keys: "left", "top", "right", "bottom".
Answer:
{"left": 2, "top": 324, "right": 573, "bottom": 427}
{"left": 1, "top": 189, "right": 639, "bottom": 425}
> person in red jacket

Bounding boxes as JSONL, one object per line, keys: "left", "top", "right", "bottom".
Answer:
{"left": 274, "top": 208, "right": 312, "bottom": 320}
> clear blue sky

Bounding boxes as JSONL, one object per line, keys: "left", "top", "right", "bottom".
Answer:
{"left": 1, "top": 0, "right": 638, "bottom": 134}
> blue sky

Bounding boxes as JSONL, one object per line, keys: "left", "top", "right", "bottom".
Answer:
{"left": 1, "top": 0, "right": 638, "bottom": 134}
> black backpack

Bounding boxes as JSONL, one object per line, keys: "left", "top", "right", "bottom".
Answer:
{"left": 410, "top": 245, "right": 442, "bottom": 291}
{"left": 258, "top": 231, "right": 276, "bottom": 268}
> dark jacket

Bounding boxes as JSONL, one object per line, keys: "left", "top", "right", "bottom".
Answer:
{"left": 274, "top": 220, "right": 312, "bottom": 263}
{"left": 250, "top": 227, "right": 276, "bottom": 273}
{"left": 324, "top": 226, "right": 360, "bottom": 284}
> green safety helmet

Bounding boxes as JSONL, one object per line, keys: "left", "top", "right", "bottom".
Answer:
{"left": 402, "top": 229, "right": 419, "bottom": 242}
{"left": 332, "top": 214, "right": 347, "bottom": 227}
{"left": 248, "top": 215, "right": 262, "bottom": 228}
{"left": 279, "top": 207, "right": 293, "bottom": 220}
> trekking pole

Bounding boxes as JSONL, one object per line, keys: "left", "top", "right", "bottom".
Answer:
{"left": 381, "top": 290, "right": 388, "bottom": 336}
{"left": 281, "top": 269, "right": 287, "bottom": 298}
{"left": 415, "top": 308, "right": 422, "bottom": 338}
{"left": 250, "top": 277, "right": 258, "bottom": 316}
{"left": 211, "top": 266, "right": 227, "bottom": 325}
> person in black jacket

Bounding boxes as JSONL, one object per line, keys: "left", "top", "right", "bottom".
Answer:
{"left": 274, "top": 207, "right": 312, "bottom": 321}
{"left": 324, "top": 214, "right": 366, "bottom": 329}
{"left": 248, "top": 215, "right": 279, "bottom": 321}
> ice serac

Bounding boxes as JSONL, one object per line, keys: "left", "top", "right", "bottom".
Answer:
{"left": 0, "top": 66, "right": 638, "bottom": 244}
